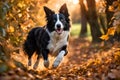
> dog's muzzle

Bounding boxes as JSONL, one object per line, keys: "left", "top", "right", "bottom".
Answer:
{"left": 56, "top": 24, "right": 63, "bottom": 34}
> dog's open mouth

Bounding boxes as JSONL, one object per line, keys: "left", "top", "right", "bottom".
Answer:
{"left": 56, "top": 28, "right": 63, "bottom": 34}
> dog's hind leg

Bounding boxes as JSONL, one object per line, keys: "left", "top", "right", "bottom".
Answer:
{"left": 28, "top": 50, "right": 35, "bottom": 66}
{"left": 28, "top": 56, "right": 32, "bottom": 66}
{"left": 42, "top": 49, "right": 49, "bottom": 68}
{"left": 33, "top": 54, "right": 41, "bottom": 69}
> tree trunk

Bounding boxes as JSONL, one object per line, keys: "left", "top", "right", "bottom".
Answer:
{"left": 79, "top": 0, "right": 87, "bottom": 37}
{"left": 86, "top": 0, "right": 102, "bottom": 42}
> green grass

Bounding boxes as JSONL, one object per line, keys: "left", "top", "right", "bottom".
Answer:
{"left": 70, "top": 24, "right": 81, "bottom": 37}
{"left": 70, "top": 23, "right": 92, "bottom": 40}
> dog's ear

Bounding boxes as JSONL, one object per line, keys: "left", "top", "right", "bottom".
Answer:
{"left": 59, "top": 3, "right": 69, "bottom": 17}
{"left": 44, "top": 6, "right": 55, "bottom": 18}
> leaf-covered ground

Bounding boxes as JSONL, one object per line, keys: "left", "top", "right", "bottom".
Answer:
{"left": 0, "top": 37, "right": 120, "bottom": 80}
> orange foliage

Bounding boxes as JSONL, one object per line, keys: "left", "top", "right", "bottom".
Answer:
{"left": 100, "top": 27, "right": 116, "bottom": 40}
{"left": 101, "top": 0, "right": 120, "bottom": 41}
{"left": 0, "top": 0, "right": 120, "bottom": 80}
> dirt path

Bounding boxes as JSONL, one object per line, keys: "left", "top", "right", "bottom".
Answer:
{"left": 0, "top": 38, "right": 120, "bottom": 80}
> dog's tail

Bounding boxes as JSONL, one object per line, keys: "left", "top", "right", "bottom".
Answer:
{"left": 23, "top": 27, "right": 39, "bottom": 56}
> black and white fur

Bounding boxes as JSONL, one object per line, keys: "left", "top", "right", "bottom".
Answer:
{"left": 23, "top": 3, "right": 70, "bottom": 69}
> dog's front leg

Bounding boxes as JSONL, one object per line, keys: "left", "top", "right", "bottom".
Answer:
{"left": 42, "top": 49, "right": 49, "bottom": 68}
{"left": 53, "top": 45, "right": 68, "bottom": 68}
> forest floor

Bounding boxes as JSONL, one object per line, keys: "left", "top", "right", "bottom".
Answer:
{"left": 0, "top": 37, "right": 120, "bottom": 80}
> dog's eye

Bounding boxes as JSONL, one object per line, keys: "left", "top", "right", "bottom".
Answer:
{"left": 53, "top": 19, "right": 56, "bottom": 22}
{"left": 60, "top": 18, "right": 64, "bottom": 22}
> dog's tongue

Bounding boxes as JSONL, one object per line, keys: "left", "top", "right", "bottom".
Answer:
{"left": 56, "top": 29, "right": 63, "bottom": 34}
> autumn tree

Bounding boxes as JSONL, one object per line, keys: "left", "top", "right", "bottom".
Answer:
{"left": 0, "top": 0, "right": 49, "bottom": 65}
{"left": 105, "top": 0, "right": 117, "bottom": 28}
{"left": 107, "top": 0, "right": 120, "bottom": 42}
{"left": 97, "top": 0, "right": 107, "bottom": 34}
{"left": 101, "top": 0, "right": 120, "bottom": 42}
{"left": 79, "top": 0, "right": 87, "bottom": 37}
{"left": 86, "top": 0, "right": 102, "bottom": 42}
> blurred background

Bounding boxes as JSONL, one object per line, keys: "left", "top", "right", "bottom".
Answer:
{"left": 0, "top": 0, "right": 120, "bottom": 64}
{"left": 0, "top": 0, "right": 120, "bottom": 79}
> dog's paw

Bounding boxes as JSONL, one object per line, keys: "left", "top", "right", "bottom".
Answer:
{"left": 44, "top": 60, "right": 49, "bottom": 68}
{"left": 33, "top": 64, "right": 37, "bottom": 69}
{"left": 52, "top": 61, "right": 59, "bottom": 68}
{"left": 28, "top": 60, "right": 32, "bottom": 66}
{"left": 33, "top": 59, "right": 40, "bottom": 69}
{"left": 33, "top": 63, "right": 38, "bottom": 69}
{"left": 52, "top": 58, "right": 61, "bottom": 68}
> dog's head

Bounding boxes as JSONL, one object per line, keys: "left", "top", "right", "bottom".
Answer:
{"left": 44, "top": 3, "right": 70, "bottom": 35}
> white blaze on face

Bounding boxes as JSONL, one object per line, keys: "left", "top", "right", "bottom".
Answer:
{"left": 55, "top": 14, "right": 64, "bottom": 34}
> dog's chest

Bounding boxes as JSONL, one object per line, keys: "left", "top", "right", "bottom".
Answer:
{"left": 47, "top": 31, "right": 69, "bottom": 56}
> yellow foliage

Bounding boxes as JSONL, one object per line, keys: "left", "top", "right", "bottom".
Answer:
{"left": 100, "top": 27, "right": 116, "bottom": 40}
{"left": 107, "top": 27, "right": 116, "bottom": 36}
{"left": 118, "top": 4, "right": 120, "bottom": 10}
{"left": 17, "top": 1, "right": 25, "bottom": 8}
{"left": 100, "top": 34, "right": 109, "bottom": 40}
{"left": 7, "top": 26, "right": 15, "bottom": 33}
{"left": 116, "top": 25, "right": 120, "bottom": 33}
{"left": 109, "top": 6, "right": 114, "bottom": 12}
{"left": 18, "top": 13, "right": 22, "bottom": 18}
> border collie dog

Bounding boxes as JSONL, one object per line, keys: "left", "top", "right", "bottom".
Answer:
{"left": 23, "top": 3, "right": 70, "bottom": 69}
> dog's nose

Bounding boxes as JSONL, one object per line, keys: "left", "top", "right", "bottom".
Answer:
{"left": 56, "top": 24, "right": 61, "bottom": 28}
